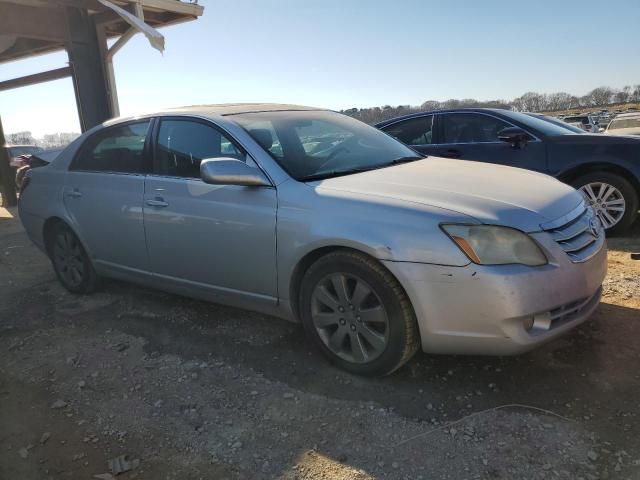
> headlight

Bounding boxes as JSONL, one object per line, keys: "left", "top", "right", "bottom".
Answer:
{"left": 441, "top": 224, "right": 548, "bottom": 266}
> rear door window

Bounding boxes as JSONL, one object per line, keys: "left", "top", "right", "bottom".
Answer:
{"left": 71, "top": 121, "right": 151, "bottom": 173}
{"left": 382, "top": 115, "right": 435, "bottom": 145}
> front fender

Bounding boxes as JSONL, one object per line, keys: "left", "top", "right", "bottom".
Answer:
{"left": 276, "top": 181, "right": 473, "bottom": 305}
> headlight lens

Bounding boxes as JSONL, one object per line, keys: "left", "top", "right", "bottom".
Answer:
{"left": 441, "top": 224, "right": 548, "bottom": 266}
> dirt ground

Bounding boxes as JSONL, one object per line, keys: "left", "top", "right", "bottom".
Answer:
{"left": 1, "top": 206, "right": 639, "bottom": 480}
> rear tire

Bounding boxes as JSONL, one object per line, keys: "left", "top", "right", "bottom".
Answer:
{"left": 571, "top": 172, "right": 638, "bottom": 234}
{"left": 299, "top": 250, "right": 420, "bottom": 376}
{"left": 47, "top": 223, "right": 99, "bottom": 294}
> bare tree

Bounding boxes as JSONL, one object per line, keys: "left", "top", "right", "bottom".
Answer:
{"left": 585, "top": 87, "right": 614, "bottom": 106}
{"left": 341, "top": 82, "right": 639, "bottom": 125}
{"left": 420, "top": 100, "right": 440, "bottom": 111}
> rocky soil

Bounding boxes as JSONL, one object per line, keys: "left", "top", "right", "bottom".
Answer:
{"left": 1, "top": 209, "right": 639, "bottom": 479}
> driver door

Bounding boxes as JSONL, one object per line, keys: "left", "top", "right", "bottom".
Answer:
{"left": 436, "top": 112, "right": 546, "bottom": 172}
{"left": 143, "top": 117, "right": 278, "bottom": 301}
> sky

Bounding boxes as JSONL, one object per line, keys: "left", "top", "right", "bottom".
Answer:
{"left": 1, "top": 0, "right": 640, "bottom": 137}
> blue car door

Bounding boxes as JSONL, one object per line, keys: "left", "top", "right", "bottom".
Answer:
{"left": 435, "top": 112, "right": 547, "bottom": 173}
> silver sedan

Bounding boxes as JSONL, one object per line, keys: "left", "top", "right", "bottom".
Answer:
{"left": 19, "top": 104, "right": 607, "bottom": 375}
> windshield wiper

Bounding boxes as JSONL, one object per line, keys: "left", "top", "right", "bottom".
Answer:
{"left": 299, "top": 166, "right": 377, "bottom": 181}
{"left": 388, "top": 155, "right": 424, "bottom": 165}
{"left": 300, "top": 156, "right": 425, "bottom": 181}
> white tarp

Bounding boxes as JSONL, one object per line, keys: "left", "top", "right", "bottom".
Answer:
{"left": 97, "top": 0, "right": 165, "bottom": 53}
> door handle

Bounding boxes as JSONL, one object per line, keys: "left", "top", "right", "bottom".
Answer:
{"left": 440, "top": 149, "right": 462, "bottom": 159}
{"left": 66, "top": 189, "right": 82, "bottom": 198}
{"left": 146, "top": 198, "right": 169, "bottom": 207}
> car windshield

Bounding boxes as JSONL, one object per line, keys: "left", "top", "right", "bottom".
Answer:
{"left": 231, "top": 110, "right": 421, "bottom": 181}
{"left": 499, "top": 110, "right": 584, "bottom": 136}
{"left": 608, "top": 117, "right": 640, "bottom": 130}
{"left": 525, "top": 113, "right": 586, "bottom": 133}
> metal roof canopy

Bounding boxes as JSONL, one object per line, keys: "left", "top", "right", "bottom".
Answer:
{"left": 0, "top": 0, "right": 204, "bottom": 131}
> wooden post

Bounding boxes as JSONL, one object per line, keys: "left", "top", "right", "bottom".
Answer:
{"left": 0, "top": 115, "right": 18, "bottom": 207}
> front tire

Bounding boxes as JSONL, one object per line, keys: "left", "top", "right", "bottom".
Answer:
{"left": 299, "top": 250, "right": 419, "bottom": 376}
{"left": 47, "top": 223, "right": 99, "bottom": 294}
{"left": 572, "top": 172, "right": 638, "bottom": 234}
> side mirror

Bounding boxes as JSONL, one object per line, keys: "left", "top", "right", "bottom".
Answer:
{"left": 200, "top": 158, "right": 271, "bottom": 187}
{"left": 498, "top": 127, "right": 529, "bottom": 149}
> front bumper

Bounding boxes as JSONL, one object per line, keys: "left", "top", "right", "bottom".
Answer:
{"left": 383, "top": 231, "right": 607, "bottom": 355}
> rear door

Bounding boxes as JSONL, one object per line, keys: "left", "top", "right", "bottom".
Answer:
{"left": 379, "top": 114, "right": 442, "bottom": 156}
{"left": 63, "top": 120, "right": 151, "bottom": 272}
{"left": 143, "top": 117, "right": 278, "bottom": 299}
{"left": 435, "top": 112, "right": 547, "bottom": 172}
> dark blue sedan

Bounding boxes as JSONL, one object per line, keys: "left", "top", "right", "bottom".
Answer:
{"left": 376, "top": 108, "right": 640, "bottom": 233}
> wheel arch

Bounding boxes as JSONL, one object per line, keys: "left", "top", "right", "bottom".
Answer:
{"left": 42, "top": 216, "right": 88, "bottom": 258}
{"left": 558, "top": 162, "right": 640, "bottom": 195}
{"left": 287, "top": 245, "right": 412, "bottom": 322}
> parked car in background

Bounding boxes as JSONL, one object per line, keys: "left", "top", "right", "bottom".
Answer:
{"left": 604, "top": 113, "right": 640, "bottom": 136}
{"left": 562, "top": 115, "right": 601, "bottom": 133}
{"left": 376, "top": 108, "right": 640, "bottom": 232}
{"left": 528, "top": 113, "right": 586, "bottom": 133}
{"left": 6, "top": 144, "right": 43, "bottom": 168}
{"left": 18, "top": 104, "right": 606, "bottom": 375}
{"left": 15, "top": 148, "right": 63, "bottom": 189}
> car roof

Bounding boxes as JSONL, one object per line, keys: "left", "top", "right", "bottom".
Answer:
{"left": 102, "top": 103, "right": 324, "bottom": 128}
{"left": 612, "top": 112, "right": 640, "bottom": 118}
{"left": 374, "top": 107, "right": 514, "bottom": 127}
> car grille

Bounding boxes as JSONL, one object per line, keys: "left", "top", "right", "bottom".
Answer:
{"left": 542, "top": 204, "right": 604, "bottom": 263}
{"left": 549, "top": 287, "right": 602, "bottom": 327}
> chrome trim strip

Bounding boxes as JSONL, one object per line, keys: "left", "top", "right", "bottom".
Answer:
{"left": 540, "top": 201, "right": 587, "bottom": 231}
{"left": 550, "top": 222, "right": 589, "bottom": 242}
{"left": 565, "top": 237, "right": 605, "bottom": 263}
{"left": 560, "top": 234, "right": 596, "bottom": 253}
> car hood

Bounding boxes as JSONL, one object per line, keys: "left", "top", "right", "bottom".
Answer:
{"left": 604, "top": 129, "right": 640, "bottom": 137}
{"left": 310, "top": 158, "right": 583, "bottom": 232}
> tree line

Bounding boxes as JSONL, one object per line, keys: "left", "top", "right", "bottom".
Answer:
{"left": 342, "top": 84, "right": 640, "bottom": 125}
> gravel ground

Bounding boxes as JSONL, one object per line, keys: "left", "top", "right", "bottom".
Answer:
{"left": 1, "top": 207, "right": 639, "bottom": 480}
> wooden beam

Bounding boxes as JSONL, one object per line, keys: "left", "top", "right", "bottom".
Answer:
{"left": 0, "top": 67, "right": 72, "bottom": 92}
{"left": 0, "top": 0, "right": 104, "bottom": 12}
{"left": 0, "top": 3, "right": 66, "bottom": 42}
{"left": 0, "top": 116, "right": 18, "bottom": 207}
{"left": 138, "top": 0, "right": 203, "bottom": 17}
{"left": 0, "top": 38, "right": 64, "bottom": 64}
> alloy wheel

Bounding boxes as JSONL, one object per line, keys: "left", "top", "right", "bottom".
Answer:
{"left": 579, "top": 182, "right": 626, "bottom": 230}
{"left": 52, "top": 230, "right": 86, "bottom": 288}
{"left": 310, "top": 273, "right": 389, "bottom": 363}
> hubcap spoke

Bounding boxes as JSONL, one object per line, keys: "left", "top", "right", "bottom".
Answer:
{"left": 580, "top": 182, "right": 626, "bottom": 229}
{"left": 311, "top": 272, "right": 389, "bottom": 364}
{"left": 598, "top": 184, "right": 614, "bottom": 202}
{"left": 601, "top": 209, "right": 616, "bottom": 227}
{"left": 583, "top": 184, "right": 597, "bottom": 202}
{"left": 359, "top": 305, "right": 386, "bottom": 324}
{"left": 328, "top": 328, "right": 348, "bottom": 352}
{"left": 349, "top": 332, "right": 368, "bottom": 362}
{"left": 312, "top": 311, "right": 342, "bottom": 328}
{"left": 330, "top": 274, "right": 350, "bottom": 305}
{"left": 314, "top": 285, "right": 340, "bottom": 311}
{"left": 350, "top": 281, "right": 371, "bottom": 310}
{"left": 358, "top": 325, "right": 386, "bottom": 352}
